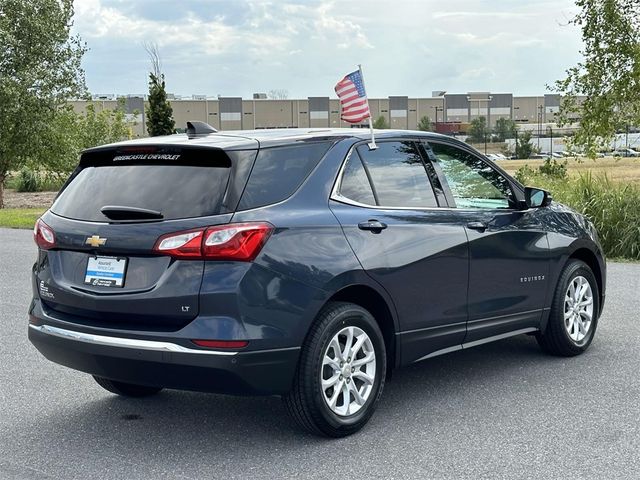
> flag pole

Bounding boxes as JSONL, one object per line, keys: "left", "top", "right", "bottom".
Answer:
{"left": 358, "top": 64, "right": 377, "bottom": 150}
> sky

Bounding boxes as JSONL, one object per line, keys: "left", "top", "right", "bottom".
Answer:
{"left": 72, "top": 0, "right": 583, "bottom": 98}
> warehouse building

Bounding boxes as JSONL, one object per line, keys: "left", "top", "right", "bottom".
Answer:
{"left": 71, "top": 91, "right": 584, "bottom": 137}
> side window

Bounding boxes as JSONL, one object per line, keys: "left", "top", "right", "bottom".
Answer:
{"left": 238, "top": 141, "right": 332, "bottom": 210}
{"left": 353, "top": 141, "right": 437, "bottom": 208}
{"left": 338, "top": 153, "right": 376, "bottom": 205}
{"left": 429, "top": 143, "right": 514, "bottom": 209}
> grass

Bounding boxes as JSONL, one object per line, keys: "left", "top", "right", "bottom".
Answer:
{"left": 0, "top": 208, "right": 45, "bottom": 229}
{"left": 499, "top": 156, "right": 640, "bottom": 185}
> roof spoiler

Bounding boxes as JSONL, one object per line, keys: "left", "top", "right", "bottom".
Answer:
{"left": 186, "top": 121, "right": 217, "bottom": 138}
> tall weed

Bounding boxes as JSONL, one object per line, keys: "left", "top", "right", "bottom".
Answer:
{"left": 517, "top": 167, "right": 640, "bottom": 260}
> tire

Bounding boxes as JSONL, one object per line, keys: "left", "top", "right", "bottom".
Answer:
{"left": 283, "top": 301, "right": 387, "bottom": 437}
{"left": 537, "top": 260, "right": 600, "bottom": 356}
{"left": 93, "top": 376, "right": 163, "bottom": 397}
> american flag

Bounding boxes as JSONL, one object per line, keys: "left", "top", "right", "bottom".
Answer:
{"left": 334, "top": 70, "right": 371, "bottom": 123}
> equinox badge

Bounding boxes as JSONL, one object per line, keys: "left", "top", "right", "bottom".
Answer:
{"left": 85, "top": 235, "right": 107, "bottom": 247}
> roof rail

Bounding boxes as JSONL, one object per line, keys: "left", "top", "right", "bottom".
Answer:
{"left": 186, "top": 121, "right": 217, "bottom": 138}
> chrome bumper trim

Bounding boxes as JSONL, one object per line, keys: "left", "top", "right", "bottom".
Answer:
{"left": 29, "top": 324, "right": 238, "bottom": 356}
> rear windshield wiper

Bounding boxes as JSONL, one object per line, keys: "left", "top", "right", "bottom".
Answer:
{"left": 100, "top": 205, "right": 164, "bottom": 220}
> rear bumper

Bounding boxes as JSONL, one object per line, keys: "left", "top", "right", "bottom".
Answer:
{"left": 28, "top": 323, "right": 300, "bottom": 396}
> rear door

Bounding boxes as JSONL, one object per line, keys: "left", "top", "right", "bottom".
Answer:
{"left": 330, "top": 140, "right": 469, "bottom": 364}
{"left": 36, "top": 145, "right": 257, "bottom": 331}
{"left": 424, "top": 140, "right": 550, "bottom": 343}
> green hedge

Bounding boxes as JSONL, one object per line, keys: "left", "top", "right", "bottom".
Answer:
{"left": 517, "top": 164, "right": 640, "bottom": 260}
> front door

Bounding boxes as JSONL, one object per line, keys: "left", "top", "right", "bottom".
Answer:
{"left": 425, "top": 140, "right": 551, "bottom": 344}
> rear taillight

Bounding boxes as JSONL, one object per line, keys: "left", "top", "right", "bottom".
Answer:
{"left": 202, "top": 223, "right": 273, "bottom": 261}
{"left": 153, "top": 222, "right": 273, "bottom": 261}
{"left": 154, "top": 229, "right": 203, "bottom": 258}
{"left": 33, "top": 218, "right": 56, "bottom": 250}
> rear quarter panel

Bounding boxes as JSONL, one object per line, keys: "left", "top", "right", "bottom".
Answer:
{"left": 228, "top": 138, "right": 401, "bottom": 349}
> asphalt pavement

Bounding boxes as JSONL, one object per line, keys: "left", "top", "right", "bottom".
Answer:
{"left": 1, "top": 227, "right": 639, "bottom": 479}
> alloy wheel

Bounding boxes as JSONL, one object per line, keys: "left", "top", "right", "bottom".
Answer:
{"left": 564, "top": 275, "right": 594, "bottom": 343}
{"left": 320, "top": 326, "right": 376, "bottom": 417}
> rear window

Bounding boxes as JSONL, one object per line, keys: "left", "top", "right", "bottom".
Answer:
{"left": 237, "top": 141, "right": 332, "bottom": 210}
{"left": 52, "top": 161, "right": 231, "bottom": 222}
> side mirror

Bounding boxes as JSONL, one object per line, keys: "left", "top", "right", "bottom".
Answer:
{"left": 524, "top": 187, "right": 552, "bottom": 208}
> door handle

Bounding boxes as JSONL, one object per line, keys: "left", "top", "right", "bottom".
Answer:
{"left": 358, "top": 220, "right": 388, "bottom": 233}
{"left": 467, "top": 221, "right": 488, "bottom": 231}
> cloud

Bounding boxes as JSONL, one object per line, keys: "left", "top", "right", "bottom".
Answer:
{"left": 432, "top": 11, "right": 537, "bottom": 19}
{"left": 74, "top": 0, "right": 373, "bottom": 57}
{"left": 459, "top": 67, "right": 497, "bottom": 80}
{"left": 75, "top": 0, "right": 237, "bottom": 55}
{"left": 72, "top": 0, "right": 582, "bottom": 98}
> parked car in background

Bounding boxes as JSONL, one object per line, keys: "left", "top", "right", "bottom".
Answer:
{"left": 613, "top": 148, "right": 640, "bottom": 157}
{"left": 29, "top": 126, "right": 606, "bottom": 437}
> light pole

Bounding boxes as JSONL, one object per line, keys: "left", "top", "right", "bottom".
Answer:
{"left": 432, "top": 105, "right": 443, "bottom": 131}
{"left": 626, "top": 124, "right": 630, "bottom": 150}
{"left": 537, "top": 104, "right": 543, "bottom": 150}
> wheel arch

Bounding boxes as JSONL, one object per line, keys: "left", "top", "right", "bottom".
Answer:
{"left": 326, "top": 284, "right": 399, "bottom": 376}
{"left": 568, "top": 247, "right": 604, "bottom": 316}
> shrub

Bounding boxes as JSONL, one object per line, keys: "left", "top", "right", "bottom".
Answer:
{"left": 538, "top": 159, "right": 567, "bottom": 179}
{"left": 17, "top": 167, "right": 39, "bottom": 192}
{"left": 372, "top": 116, "right": 389, "bottom": 129}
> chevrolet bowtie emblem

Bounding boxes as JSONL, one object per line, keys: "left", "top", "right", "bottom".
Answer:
{"left": 85, "top": 235, "right": 107, "bottom": 247}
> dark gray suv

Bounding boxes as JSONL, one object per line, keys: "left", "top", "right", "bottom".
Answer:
{"left": 29, "top": 125, "right": 606, "bottom": 437}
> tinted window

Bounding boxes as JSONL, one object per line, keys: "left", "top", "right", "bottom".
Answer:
{"left": 356, "top": 141, "right": 437, "bottom": 208}
{"left": 430, "top": 142, "right": 514, "bottom": 209}
{"left": 338, "top": 153, "right": 376, "bottom": 205}
{"left": 52, "top": 164, "right": 230, "bottom": 221}
{"left": 238, "top": 142, "right": 332, "bottom": 210}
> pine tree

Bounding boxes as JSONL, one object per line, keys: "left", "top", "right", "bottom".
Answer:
{"left": 146, "top": 72, "right": 175, "bottom": 136}
{"left": 144, "top": 43, "right": 175, "bottom": 137}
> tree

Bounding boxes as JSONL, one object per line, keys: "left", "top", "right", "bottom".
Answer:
{"left": 144, "top": 43, "right": 175, "bottom": 137}
{"left": 80, "top": 101, "right": 130, "bottom": 152}
{"left": 515, "top": 131, "right": 534, "bottom": 159}
{"left": 0, "top": 0, "right": 86, "bottom": 207}
{"left": 554, "top": 0, "right": 640, "bottom": 158}
{"left": 468, "top": 116, "right": 488, "bottom": 143}
{"left": 494, "top": 117, "right": 517, "bottom": 142}
{"left": 417, "top": 115, "right": 433, "bottom": 132}
{"left": 36, "top": 102, "right": 130, "bottom": 181}
{"left": 372, "top": 115, "right": 389, "bottom": 129}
